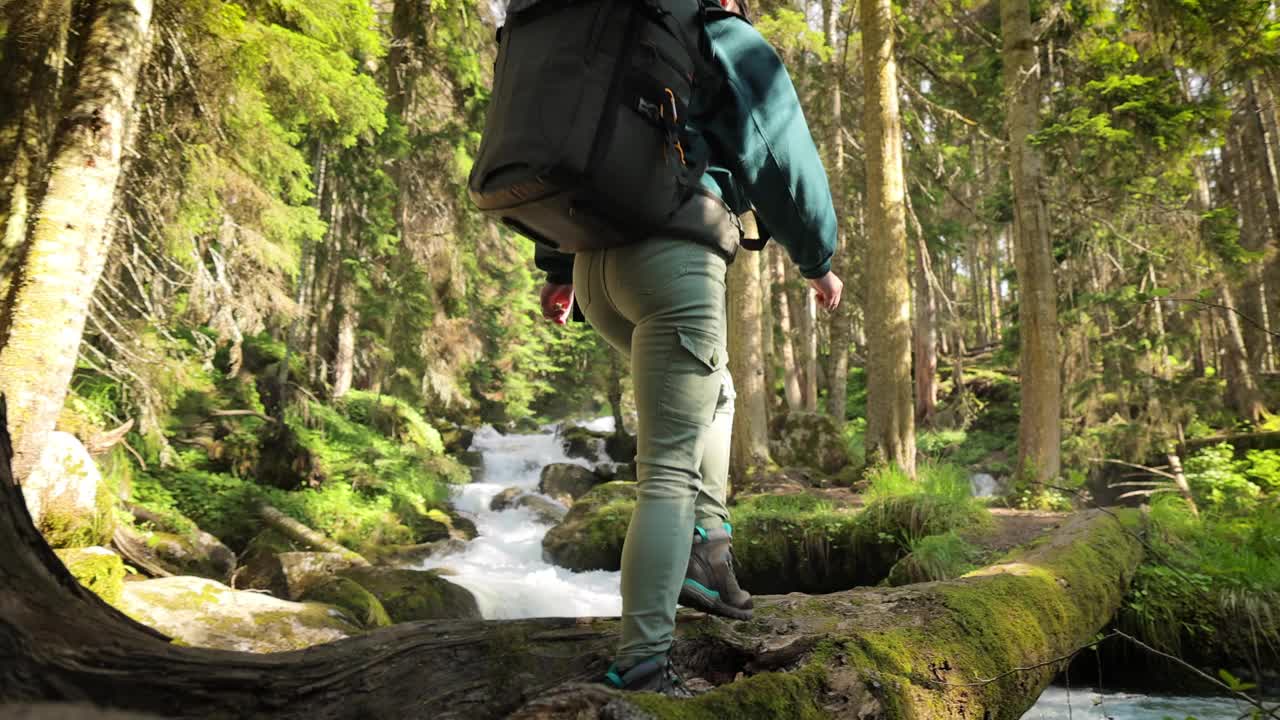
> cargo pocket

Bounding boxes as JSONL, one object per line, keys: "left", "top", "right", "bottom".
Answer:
{"left": 659, "top": 328, "right": 728, "bottom": 428}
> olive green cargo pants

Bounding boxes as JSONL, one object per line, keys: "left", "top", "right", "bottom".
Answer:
{"left": 573, "top": 237, "right": 734, "bottom": 668}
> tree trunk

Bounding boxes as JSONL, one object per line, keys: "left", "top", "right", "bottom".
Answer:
{"left": 1227, "top": 110, "right": 1272, "bottom": 375}
{"left": 0, "top": 400, "right": 1144, "bottom": 718}
{"left": 913, "top": 232, "right": 938, "bottom": 425}
{"left": 0, "top": 0, "right": 73, "bottom": 262}
{"left": 988, "top": 227, "right": 1005, "bottom": 339}
{"left": 860, "top": 0, "right": 916, "bottom": 476}
{"left": 774, "top": 250, "right": 805, "bottom": 412}
{"left": 0, "top": 0, "right": 153, "bottom": 482}
{"left": 823, "top": 0, "right": 852, "bottom": 424}
{"left": 728, "top": 247, "right": 772, "bottom": 479}
{"left": 1219, "top": 287, "right": 1266, "bottom": 424}
{"left": 1002, "top": 0, "right": 1061, "bottom": 487}
{"left": 790, "top": 283, "right": 820, "bottom": 412}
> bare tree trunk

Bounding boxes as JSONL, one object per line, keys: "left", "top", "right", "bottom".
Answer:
{"left": 823, "top": 0, "right": 852, "bottom": 424}
{"left": 913, "top": 232, "right": 938, "bottom": 425}
{"left": 1227, "top": 111, "right": 1273, "bottom": 375}
{"left": 789, "top": 283, "right": 820, "bottom": 411}
{"left": 728, "top": 248, "right": 772, "bottom": 479}
{"left": 861, "top": 0, "right": 916, "bottom": 476}
{"left": 1002, "top": 0, "right": 1061, "bottom": 487}
{"left": 774, "top": 250, "right": 805, "bottom": 412}
{"left": 0, "top": 0, "right": 153, "bottom": 481}
{"left": 760, "top": 245, "right": 778, "bottom": 420}
{"left": 989, "top": 227, "right": 1006, "bottom": 339}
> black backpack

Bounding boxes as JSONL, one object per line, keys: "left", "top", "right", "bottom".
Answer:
{"left": 468, "top": 0, "right": 717, "bottom": 253}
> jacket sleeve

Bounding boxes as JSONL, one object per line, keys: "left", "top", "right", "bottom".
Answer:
{"left": 704, "top": 20, "right": 837, "bottom": 279}
{"left": 534, "top": 245, "right": 575, "bottom": 285}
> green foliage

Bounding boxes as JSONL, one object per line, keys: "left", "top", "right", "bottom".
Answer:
{"left": 861, "top": 462, "right": 991, "bottom": 546}
{"left": 1183, "top": 443, "right": 1278, "bottom": 515}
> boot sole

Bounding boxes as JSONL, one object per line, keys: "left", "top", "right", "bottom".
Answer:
{"left": 678, "top": 581, "right": 753, "bottom": 621}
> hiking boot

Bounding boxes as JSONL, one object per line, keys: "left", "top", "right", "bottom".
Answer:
{"left": 604, "top": 655, "right": 692, "bottom": 697}
{"left": 679, "top": 524, "right": 753, "bottom": 620}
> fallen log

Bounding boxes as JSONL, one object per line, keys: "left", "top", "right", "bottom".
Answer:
{"left": 0, "top": 399, "right": 1142, "bottom": 719}
{"left": 258, "top": 503, "right": 370, "bottom": 567}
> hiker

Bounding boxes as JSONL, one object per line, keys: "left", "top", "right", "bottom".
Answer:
{"left": 471, "top": 0, "right": 841, "bottom": 696}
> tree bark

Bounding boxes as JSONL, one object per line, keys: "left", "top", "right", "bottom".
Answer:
{"left": 1001, "top": 0, "right": 1061, "bottom": 487}
{"left": 823, "top": 0, "right": 853, "bottom": 425}
{"left": 913, "top": 232, "right": 938, "bottom": 425}
{"left": 0, "top": 395, "right": 1144, "bottom": 719}
{"left": 0, "top": 0, "right": 153, "bottom": 482}
{"left": 774, "top": 250, "right": 806, "bottom": 412}
{"left": 728, "top": 246, "right": 772, "bottom": 479}
{"left": 1227, "top": 109, "right": 1273, "bottom": 375}
{"left": 860, "top": 0, "right": 916, "bottom": 476}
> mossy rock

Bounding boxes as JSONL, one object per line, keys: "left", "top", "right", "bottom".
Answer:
{"left": 556, "top": 424, "right": 609, "bottom": 463}
{"left": 144, "top": 529, "right": 236, "bottom": 584}
{"left": 117, "top": 576, "right": 358, "bottom": 652}
{"left": 365, "top": 538, "right": 467, "bottom": 566}
{"left": 541, "top": 481, "right": 636, "bottom": 572}
{"left": 538, "top": 463, "right": 602, "bottom": 505}
{"left": 395, "top": 502, "right": 478, "bottom": 544}
{"left": 55, "top": 547, "right": 126, "bottom": 606}
{"left": 768, "top": 411, "right": 849, "bottom": 477}
{"left": 239, "top": 528, "right": 300, "bottom": 567}
{"left": 337, "top": 567, "right": 480, "bottom": 622}
{"left": 300, "top": 577, "right": 392, "bottom": 630}
{"left": 26, "top": 432, "right": 116, "bottom": 548}
{"left": 605, "top": 432, "right": 637, "bottom": 464}
{"left": 515, "top": 494, "right": 567, "bottom": 525}
{"left": 490, "top": 486, "right": 523, "bottom": 512}
{"left": 237, "top": 551, "right": 362, "bottom": 600}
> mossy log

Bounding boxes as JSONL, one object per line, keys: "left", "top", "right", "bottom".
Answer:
{"left": 258, "top": 503, "right": 369, "bottom": 566}
{"left": 0, "top": 404, "right": 1141, "bottom": 718}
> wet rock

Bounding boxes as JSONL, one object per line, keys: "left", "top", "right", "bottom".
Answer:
{"left": 367, "top": 538, "right": 468, "bottom": 566}
{"left": 55, "top": 547, "right": 125, "bottom": 605}
{"left": 538, "top": 464, "right": 602, "bottom": 505}
{"left": 117, "top": 576, "right": 358, "bottom": 652}
{"left": 299, "top": 577, "right": 392, "bottom": 629}
{"left": 542, "top": 481, "right": 637, "bottom": 572}
{"left": 457, "top": 450, "right": 485, "bottom": 482}
{"left": 768, "top": 411, "right": 849, "bottom": 477}
{"left": 236, "top": 551, "right": 362, "bottom": 599}
{"left": 605, "top": 432, "right": 637, "bottom": 464}
{"left": 556, "top": 424, "right": 609, "bottom": 463}
{"left": 337, "top": 567, "right": 480, "bottom": 621}
{"left": 490, "top": 486, "right": 524, "bottom": 512}
{"left": 515, "top": 494, "right": 568, "bottom": 525}
{"left": 399, "top": 504, "right": 478, "bottom": 543}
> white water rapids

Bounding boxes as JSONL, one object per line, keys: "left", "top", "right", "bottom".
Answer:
{"left": 418, "top": 421, "right": 622, "bottom": 619}
{"left": 418, "top": 422, "right": 1256, "bottom": 717}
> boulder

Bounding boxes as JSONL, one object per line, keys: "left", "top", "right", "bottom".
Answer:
{"left": 514, "top": 494, "right": 567, "bottom": 525}
{"left": 366, "top": 538, "right": 467, "bottom": 566}
{"left": 299, "top": 577, "right": 392, "bottom": 629}
{"left": 23, "top": 432, "right": 112, "bottom": 547}
{"left": 541, "top": 481, "right": 637, "bottom": 572}
{"left": 55, "top": 547, "right": 125, "bottom": 605}
{"left": 604, "top": 432, "right": 637, "bottom": 464}
{"left": 236, "top": 551, "right": 361, "bottom": 599}
{"left": 538, "top": 464, "right": 601, "bottom": 505}
{"left": 144, "top": 530, "right": 236, "bottom": 584}
{"left": 768, "top": 411, "right": 849, "bottom": 476}
{"left": 116, "top": 576, "right": 359, "bottom": 652}
{"left": 398, "top": 504, "right": 478, "bottom": 543}
{"left": 337, "top": 567, "right": 480, "bottom": 622}
{"left": 490, "top": 486, "right": 523, "bottom": 512}
{"left": 556, "top": 424, "right": 608, "bottom": 463}
{"left": 457, "top": 450, "right": 485, "bottom": 483}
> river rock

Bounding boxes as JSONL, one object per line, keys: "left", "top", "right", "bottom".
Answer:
{"left": 367, "top": 538, "right": 467, "bottom": 566}
{"left": 55, "top": 547, "right": 125, "bottom": 605}
{"left": 400, "top": 505, "right": 478, "bottom": 543}
{"left": 337, "top": 567, "right": 480, "bottom": 621}
{"left": 117, "top": 576, "right": 359, "bottom": 652}
{"left": 299, "top": 577, "right": 392, "bottom": 629}
{"left": 556, "top": 424, "right": 609, "bottom": 463}
{"left": 605, "top": 432, "right": 638, "bottom": 464}
{"left": 236, "top": 551, "right": 361, "bottom": 599}
{"left": 23, "top": 431, "right": 111, "bottom": 547}
{"left": 538, "top": 463, "right": 601, "bottom": 505}
{"left": 542, "top": 481, "right": 637, "bottom": 572}
{"left": 768, "top": 411, "right": 849, "bottom": 476}
{"left": 490, "top": 486, "right": 523, "bottom": 512}
{"left": 515, "top": 494, "right": 567, "bottom": 525}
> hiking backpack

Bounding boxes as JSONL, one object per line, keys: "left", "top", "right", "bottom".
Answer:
{"left": 467, "top": 0, "right": 717, "bottom": 253}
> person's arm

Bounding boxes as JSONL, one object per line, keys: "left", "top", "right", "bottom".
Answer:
{"left": 703, "top": 19, "right": 838, "bottom": 280}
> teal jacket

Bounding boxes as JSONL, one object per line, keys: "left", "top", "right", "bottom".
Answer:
{"left": 536, "top": 5, "right": 837, "bottom": 283}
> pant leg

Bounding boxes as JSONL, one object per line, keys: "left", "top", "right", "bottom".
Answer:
{"left": 582, "top": 238, "right": 729, "bottom": 668}
{"left": 694, "top": 370, "right": 734, "bottom": 530}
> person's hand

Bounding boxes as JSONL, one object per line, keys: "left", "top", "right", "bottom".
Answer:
{"left": 808, "top": 271, "right": 843, "bottom": 311}
{"left": 540, "top": 283, "right": 574, "bottom": 325}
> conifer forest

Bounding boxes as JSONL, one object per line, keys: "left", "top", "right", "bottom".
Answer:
{"left": 1, "top": 0, "right": 1279, "bottom": 718}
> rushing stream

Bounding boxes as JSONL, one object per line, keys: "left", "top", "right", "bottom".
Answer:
{"left": 419, "top": 421, "right": 622, "bottom": 619}
{"left": 425, "top": 424, "right": 1253, "bottom": 716}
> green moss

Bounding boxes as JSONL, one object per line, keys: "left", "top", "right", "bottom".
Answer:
{"left": 542, "top": 481, "right": 637, "bottom": 572}
{"left": 56, "top": 548, "right": 126, "bottom": 605}
{"left": 628, "top": 662, "right": 831, "bottom": 720}
{"left": 338, "top": 567, "right": 480, "bottom": 621}
{"left": 301, "top": 577, "right": 393, "bottom": 629}
{"left": 39, "top": 480, "right": 117, "bottom": 549}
